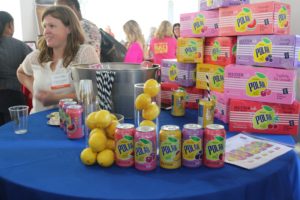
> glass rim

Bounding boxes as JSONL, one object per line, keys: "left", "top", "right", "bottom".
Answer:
{"left": 8, "top": 105, "right": 29, "bottom": 111}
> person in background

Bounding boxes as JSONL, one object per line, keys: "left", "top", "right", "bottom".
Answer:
{"left": 104, "top": 25, "right": 115, "bottom": 38}
{"left": 173, "top": 23, "right": 180, "bottom": 39}
{"left": 145, "top": 26, "right": 157, "bottom": 61}
{"left": 150, "top": 20, "right": 177, "bottom": 65}
{"left": 17, "top": 6, "right": 100, "bottom": 113}
{"left": 55, "top": 0, "right": 101, "bottom": 58}
{"left": 0, "top": 11, "right": 32, "bottom": 125}
{"left": 123, "top": 20, "right": 146, "bottom": 64}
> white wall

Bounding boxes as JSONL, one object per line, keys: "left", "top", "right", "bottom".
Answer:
{"left": 19, "top": 0, "right": 39, "bottom": 41}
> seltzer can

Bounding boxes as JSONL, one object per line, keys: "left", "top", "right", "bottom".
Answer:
{"left": 203, "top": 124, "right": 226, "bottom": 168}
{"left": 134, "top": 126, "right": 157, "bottom": 171}
{"left": 63, "top": 101, "right": 77, "bottom": 133}
{"left": 182, "top": 124, "right": 203, "bottom": 168}
{"left": 159, "top": 125, "right": 181, "bottom": 169}
{"left": 58, "top": 98, "right": 73, "bottom": 129}
{"left": 115, "top": 123, "right": 135, "bottom": 167}
{"left": 65, "top": 105, "right": 83, "bottom": 139}
{"left": 198, "top": 99, "right": 215, "bottom": 128}
{"left": 171, "top": 88, "right": 186, "bottom": 117}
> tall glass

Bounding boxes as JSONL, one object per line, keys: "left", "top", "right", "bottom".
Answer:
{"left": 134, "top": 82, "right": 161, "bottom": 153}
{"left": 77, "top": 79, "right": 96, "bottom": 145}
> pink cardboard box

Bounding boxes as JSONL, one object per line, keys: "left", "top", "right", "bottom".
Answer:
{"left": 229, "top": 99, "right": 299, "bottom": 135}
{"left": 236, "top": 35, "right": 300, "bottom": 69}
{"left": 219, "top": 1, "right": 290, "bottom": 36}
{"left": 211, "top": 91, "right": 229, "bottom": 123}
{"left": 204, "top": 36, "right": 237, "bottom": 66}
{"left": 180, "top": 10, "right": 219, "bottom": 37}
{"left": 199, "top": 0, "right": 249, "bottom": 11}
{"left": 161, "top": 82, "right": 180, "bottom": 106}
{"left": 224, "top": 64, "right": 296, "bottom": 104}
{"left": 161, "top": 59, "right": 196, "bottom": 87}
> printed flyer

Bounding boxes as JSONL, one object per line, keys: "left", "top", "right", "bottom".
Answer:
{"left": 225, "top": 133, "right": 293, "bottom": 169}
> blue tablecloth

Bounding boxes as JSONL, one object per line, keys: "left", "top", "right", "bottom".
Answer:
{"left": 0, "top": 109, "right": 299, "bottom": 200}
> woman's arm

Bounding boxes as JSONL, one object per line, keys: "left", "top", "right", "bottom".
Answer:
{"left": 17, "top": 65, "right": 34, "bottom": 94}
{"left": 35, "top": 90, "right": 77, "bottom": 106}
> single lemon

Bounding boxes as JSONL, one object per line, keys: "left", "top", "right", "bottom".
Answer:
{"left": 105, "top": 120, "right": 119, "bottom": 139}
{"left": 142, "top": 102, "right": 160, "bottom": 121}
{"left": 139, "top": 120, "right": 156, "bottom": 128}
{"left": 144, "top": 79, "right": 160, "bottom": 97}
{"left": 89, "top": 132, "right": 107, "bottom": 152}
{"left": 80, "top": 147, "right": 97, "bottom": 165}
{"left": 95, "top": 110, "right": 112, "bottom": 128}
{"left": 110, "top": 114, "right": 117, "bottom": 120}
{"left": 85, "top": 112, "right": 97, "bottom": 130}
{"left": 89, "top": 128, "right": 106, "bottom": 138}
{"left": 135, "top": 93, "right": 151, "bottom": 110}
{"left": 97, "top": 149, "right": 115, "bottom": 167}
{"left": 106, "top": 139, "right": 115, "bottom": 151}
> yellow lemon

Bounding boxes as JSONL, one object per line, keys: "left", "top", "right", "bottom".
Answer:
{"left": 88, "top": 132, "right": 107, "bottom": 152}
{"left": 89, "top": 128, "right": 106, "bottom": 138}
{"left": 142, "top": 102, "right": 160, "bottom": 121}
{"left": 106, "top": 139, "right": 115, "bottom": 151}
{"left": 144, "top": 79, "right": 160, "bottom": 97}
{"left": 97, "top": 149, "right": 115, "bottom": 167}
{"left": 85, "top": 112, "right": 97, "bottom": 130}
{"left": 105, "top": 120, "right": 119, "bottom": 139}
{"left": 80, "top": 147, "right": 97, "bottom": 165}
{"left": 95, "top": 110, "right": 112, "bottom": 128}
{"left": 135, "top": 93, "right": 151, "bottom": 110}
{"left": 110, "top": 114, "right": 117, "bottom": 120}
{"left": 139, "top": 120, "right": 156, "bottom": 128}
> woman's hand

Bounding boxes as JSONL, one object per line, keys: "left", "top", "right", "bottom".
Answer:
{"left": 36, "top": 90, "right": 58, "bottom": 106}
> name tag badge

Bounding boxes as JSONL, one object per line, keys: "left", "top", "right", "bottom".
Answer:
{"left": 50, "top": 73, "right": 71, "bottom": 90}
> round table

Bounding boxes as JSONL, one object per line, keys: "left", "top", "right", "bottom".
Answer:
{"left": 0, "top": 109, "right": 299, "bottom": 200}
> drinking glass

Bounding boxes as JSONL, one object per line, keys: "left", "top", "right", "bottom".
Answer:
{"left": 8, "top": 105, "right": 29, "bottom": 134}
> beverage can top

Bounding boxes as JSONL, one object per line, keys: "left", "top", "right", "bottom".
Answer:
{"left": 63, "top": 101, "right": 77, "bottom": 106}
{"left": 183, "top": 123, "right": 202, "bottom": 130}
{"left": 206, "top": 124, "right": 224, "bottom": 130}
{"left": 66, "top": 105, "right": 83, "bottom": 111}
{"left": 59, "top": 98, "right": 73, "bottom": 103}
{"left": 117, "top": 123, "right": 135, "bottom": 129}
{"left": 161, "top": 125, "right": 180, "bottom": 131}
{"left": 136, "top": 126, "right": 155, "bottom": 132}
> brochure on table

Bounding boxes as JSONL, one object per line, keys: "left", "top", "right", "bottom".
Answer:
{"left": 225, "top": 133, "right": 293, "bottom": 169}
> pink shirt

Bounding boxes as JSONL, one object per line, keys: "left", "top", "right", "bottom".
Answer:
{"left": 150, "top": 37, "right": 177, "bottom": 65}
{"left": 124, "top": 42, "right": 144, "bottom": 63}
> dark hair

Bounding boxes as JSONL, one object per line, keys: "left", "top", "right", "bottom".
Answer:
{"left": 57, "top": 0, "right": 81, "bottom": 12}
{"left": 172, "top": 23, "right": 180, "bottom": 39}
{"left": 0, "top": 11, "right": 13, "bottom": 36}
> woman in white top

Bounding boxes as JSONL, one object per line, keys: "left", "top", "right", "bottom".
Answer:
{"left": 17, "top": 6, "right": 100, "bottom": 113}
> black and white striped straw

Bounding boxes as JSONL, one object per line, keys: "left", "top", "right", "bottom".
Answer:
{"left": 96, "top": 71, "right": 116, "bottom": 111}
{"left": 206, "top": 73, "right": 210, "bottom": 101}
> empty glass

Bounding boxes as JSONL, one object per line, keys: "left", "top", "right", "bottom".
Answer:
{"left": 8, "top": 105, "right": 29, "bottom": 134}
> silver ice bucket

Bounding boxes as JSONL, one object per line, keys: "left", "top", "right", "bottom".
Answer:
{"left": 71, "top": 62, "right": 160, "bottom": 119}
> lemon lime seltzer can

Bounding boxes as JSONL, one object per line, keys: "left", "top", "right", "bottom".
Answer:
{"left": 171, "top": 88, "right": 187, "bottom": 117}
{"left": 159, "top": 125, "right": 182, "bottom": 169}
{"left": 198, "top": 99, "right": 215, "bottom": 128}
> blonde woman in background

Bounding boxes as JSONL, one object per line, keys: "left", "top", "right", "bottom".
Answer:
{"left": 123, "top": 20, "right": 146, "bottom": 64}
{"left": 150, "top": 20, "right": 177, "bottom": 65}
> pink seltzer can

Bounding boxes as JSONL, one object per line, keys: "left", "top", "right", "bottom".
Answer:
{"left": 66, "top": 105, "right": 83, "bottom": 139}
{"left": 58, "top": 98, "right": 73, "bottom": 129}
{"left": 115, "top": 123, "right": 135, "bottom": 167}
{"left": 203, "top": 124, "right": 226, "bottom": 168}
{"left": 182, "top": 124, "right": 203, "bottom": 168}
{"left": 134, "top": 126, "right": 157, "bottom": 171}
{"left": 63, "top": 101, "right": 77, "bottom": 132}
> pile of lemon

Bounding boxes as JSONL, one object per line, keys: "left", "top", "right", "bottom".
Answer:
{"left": 80, "top": 110, "right": 118, "bottom": 167}
{"left": 135, "top": 79, "right": 160, "bottom": 128}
